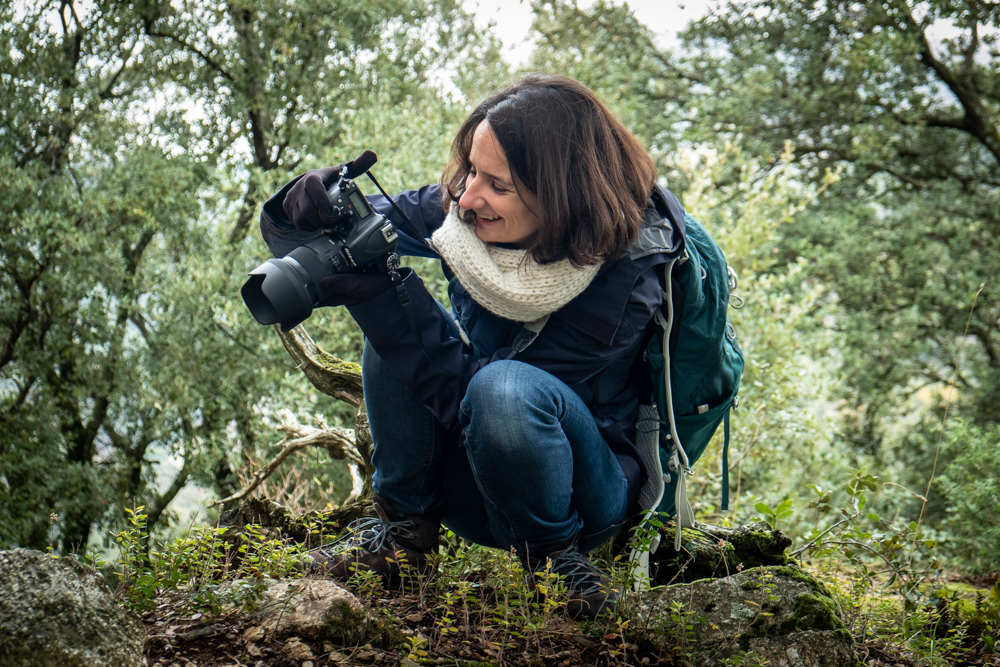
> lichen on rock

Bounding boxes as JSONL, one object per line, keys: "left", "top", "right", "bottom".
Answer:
{"left": 0, "top": 549, "right": 145, "bottom": 667}
{"left": 639, "top": 565, "right": 856, "bottom": 666}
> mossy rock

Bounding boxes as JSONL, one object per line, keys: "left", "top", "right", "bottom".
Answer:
{"left": 640, "top": 565, "right": 855, "bottom": 666}
{"left": 648, "top": 522, "right": 792, "bottom": 585}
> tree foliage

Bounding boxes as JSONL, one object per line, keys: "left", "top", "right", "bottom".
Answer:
{"left": 3, "top": 0, "right": 996, "bottom": 574}
{"left": 680, "top": 0, "right": 1000, "bottom": 434}
{"left": 0, "top": 0, "right": 498, "bottom": 553}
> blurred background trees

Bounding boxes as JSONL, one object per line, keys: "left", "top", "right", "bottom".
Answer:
{"left": 1, "top": 0, "right": 996, "bottom": 574}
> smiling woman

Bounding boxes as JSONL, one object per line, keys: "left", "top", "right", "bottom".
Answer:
{"left": 259, "top": 73, "right": 688, "bottom": 621}
{"left": 443, "top": 74, "right": 657, "bottom": 267}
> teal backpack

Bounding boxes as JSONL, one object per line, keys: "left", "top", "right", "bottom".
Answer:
{"left": 631, "top": 213, "right": 745, "bottom": 583}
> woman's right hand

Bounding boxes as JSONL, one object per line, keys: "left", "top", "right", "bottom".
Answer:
{"left": 282, "top": 165, "right": 345, "bottom": 232}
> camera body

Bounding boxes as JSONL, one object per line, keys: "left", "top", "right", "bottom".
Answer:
{"left": 318, "top": 176, "right": 400, "bottom": 274}
{"left": 241, "top": 172, "right": 400, "bottom": 331}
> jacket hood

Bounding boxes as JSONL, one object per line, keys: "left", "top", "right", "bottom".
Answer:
{"left": 626, "top": 184, "right": 687, "bottom": 262}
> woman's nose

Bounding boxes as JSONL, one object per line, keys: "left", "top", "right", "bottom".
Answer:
{"left": 459, "top": 178, "right": 483, "bottom": 210}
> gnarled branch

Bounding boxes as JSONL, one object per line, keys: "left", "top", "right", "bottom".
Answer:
{"left": 275, "top": 325, "right": 363, "bottom": 407}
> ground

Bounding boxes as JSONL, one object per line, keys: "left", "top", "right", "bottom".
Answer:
{"left": 139, "top": 565, "right": 1000, "bottom": 667}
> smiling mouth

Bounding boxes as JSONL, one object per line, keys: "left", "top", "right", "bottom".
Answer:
{"left": 477, "top": 212, "right": 502, "bottom": 224}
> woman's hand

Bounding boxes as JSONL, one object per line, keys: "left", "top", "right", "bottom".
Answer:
{"left": 282, "top": 165, "right": 345, "bottom": 232}
{"left": 282, "top": 151, "right": 380, "bottom": 232}
{"left": 317, "top": 271, "right": 402, "bottom": 308}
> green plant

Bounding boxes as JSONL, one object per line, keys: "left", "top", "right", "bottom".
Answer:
{"left": 112, "top": 506, "right": 306, "bottom": 616}
{"left": 754, "top": 499, "right": 793, "bottom": 532}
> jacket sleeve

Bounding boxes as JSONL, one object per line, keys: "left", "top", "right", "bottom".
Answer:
{"left": 347, "top": 257, "right": 665, "bottom": 431}
{"left": 258, "top": 177, "right": 446, "bottom": 260}
{"left": 347, "top": 269, "right": 489, "bottom": 430}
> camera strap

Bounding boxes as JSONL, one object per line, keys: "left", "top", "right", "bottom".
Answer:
{"left": 505, "top": 314, "right": 550, "bottom": 360}
{"left": 366, "top": 172, "right": 435, "bottom": 252}
{"left": 389, "top": 269, "right": 423, "bottom": 339}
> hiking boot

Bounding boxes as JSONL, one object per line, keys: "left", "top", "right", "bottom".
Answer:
{"left": 308, "top": 494, "right": 440, "bottom": 588}
{"left": 525, "top": 539, "right": 621, "bottom": 620}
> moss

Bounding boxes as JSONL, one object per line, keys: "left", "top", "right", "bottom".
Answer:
{"left": 322, "top": 600, "right": 403, "bottom": 648}
{"left": 741, "top": 580, "right": 763, "bottom": 590}
{"left": 317, "top": 356, "right": 362, "bottom": 376}
{"left": 733, "top": 567, "right": 847, "bottom": 651}
{"left": 770, "top": 565, "right": 836, "bottom": 600}
{"left": 652, "top": 528, "right": 739, "bottom": 584}
{"left": 778, "top": 594, "right": 844, "bottom": 634}
{"left": 726, "top": 528, "right": 791, "bottom": 569}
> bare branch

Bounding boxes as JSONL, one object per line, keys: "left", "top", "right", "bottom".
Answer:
{"left": 212, "top": 411, "right": 361, "bottom": 507}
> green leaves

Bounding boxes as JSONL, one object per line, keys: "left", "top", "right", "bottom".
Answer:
{"left": 754, "top": 499, "right": 794, "bottom": 530}
{"left": 0, "top": 0, "right": 490, "bottom": 553}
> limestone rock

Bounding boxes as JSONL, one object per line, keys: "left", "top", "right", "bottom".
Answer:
{"left": 640, "top": 565, "right": 856, "bottom": 666}
{"left": 0, "top": 549, "right": 145, "bottom": 667}
{"left": 284, "top": 636, "right": 314, "bottom": 660}
{"left": 237, "top": 578, "right": 371, "bottom": 643}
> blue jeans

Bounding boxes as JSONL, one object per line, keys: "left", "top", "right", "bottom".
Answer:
{"left": 362, "top": 340, "right": 629, "bottom": 558}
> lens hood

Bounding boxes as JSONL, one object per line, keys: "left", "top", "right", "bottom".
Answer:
{"left": 241, "top": 258, "right": 314, "bottom": 331}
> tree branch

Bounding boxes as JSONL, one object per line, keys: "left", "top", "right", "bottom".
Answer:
{"left": 142, "top": 26, "right": 234, "bottom": 83}
{"left": 275, "top": 325, "right": 363, "bottom": 407}
{"left": 145, "top": 455, "right": 194, "bottom": 536}
{"left": 0, "top": 377, "right": 37, "bottom": 426}
{"left": 211, "top": 412, "right": 362, "bottom": 507}
{"left": 99, "top": 37, "right": 139, "bottom": 100}
{"left": 893, "top": 0, "right": 1000, "bottom": 165}
{"left": 866, "top": 162, "right": 932, "bottom": 189}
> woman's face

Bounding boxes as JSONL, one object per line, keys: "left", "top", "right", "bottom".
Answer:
{"left": 458, "top": 121, "right": 540, "bottom": 247}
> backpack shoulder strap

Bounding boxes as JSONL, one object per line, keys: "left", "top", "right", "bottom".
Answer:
{"left": 504, "top": 314, "right": 551, "bottom": 360}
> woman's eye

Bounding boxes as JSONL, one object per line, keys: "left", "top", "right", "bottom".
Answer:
{"left": 492, "top": 184, "right": 509, "bottom": 194}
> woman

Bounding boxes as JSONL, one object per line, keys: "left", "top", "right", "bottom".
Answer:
{"left": 260, "top": 74, "right": 686, "bottom": 620}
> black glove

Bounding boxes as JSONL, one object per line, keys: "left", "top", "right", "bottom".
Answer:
{"left": 282, "top": 165, "right": 344, "bottom": 232}
{"left": 282, "top": 151, "right": 380, "bottom": 232}
{"left": 317, "top": 270, "right": 405, "bottom": 308}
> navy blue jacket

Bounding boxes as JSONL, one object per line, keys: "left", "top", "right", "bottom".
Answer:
{"left": 260, "top": 180, "right": 687, "bottom": 511}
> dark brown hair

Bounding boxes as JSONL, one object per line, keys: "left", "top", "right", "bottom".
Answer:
{"left": 443, "top": 73, "right": 657, "bottom": 266}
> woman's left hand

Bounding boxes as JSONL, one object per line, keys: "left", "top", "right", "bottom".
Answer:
{"left": 317, "top": 271, "right": 399, "bottom": 308}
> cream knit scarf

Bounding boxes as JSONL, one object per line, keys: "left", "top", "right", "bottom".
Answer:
{"left": 430, "top": 210, "right": 601, "bottom": 323}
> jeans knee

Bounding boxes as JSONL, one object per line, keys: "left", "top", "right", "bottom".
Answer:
{"left": 462, "top": 361, "right": 562, "bottom": 446}
{"left": 466, "top": 361, "right": 540, "bottom": 415}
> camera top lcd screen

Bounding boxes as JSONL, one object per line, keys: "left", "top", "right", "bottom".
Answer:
{"left": 350, "top": 190, "right": 372, "bottom": 218}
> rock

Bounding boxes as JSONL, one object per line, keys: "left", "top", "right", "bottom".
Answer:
{"left": 0, "top": 549, "right": 145, "bottom": 667}
{"left": 649, "top": 522, "right": 793, "bottom": 585}
{"left": 176, "top": 624, "right": 219, "bottom": 641}
{"left": 640, "top": 565, "right": 856, "bottom": 666}
{"left": 232, "top": 578, "right": 371, "bottom": 643}
{"left": 284, "top": 637, "right": 314, "bottom": 660}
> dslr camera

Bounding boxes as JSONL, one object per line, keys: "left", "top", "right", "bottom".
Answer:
{"left": 241, "top": 161, "right": 400, "bottom": 331}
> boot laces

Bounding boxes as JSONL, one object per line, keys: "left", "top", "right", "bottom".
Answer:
{"left": 316, "top": 507, "right": 416, "bottom": 557}
{"left": 539, "top": 544, "right": 608, "bottom": 597}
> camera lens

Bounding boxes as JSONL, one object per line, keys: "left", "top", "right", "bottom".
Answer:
{"left": 241, "top": 257, "right": 315, "bottom": 331}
